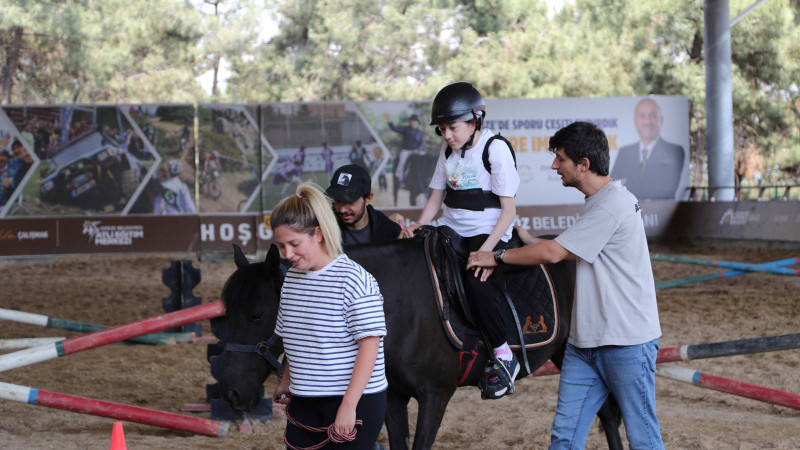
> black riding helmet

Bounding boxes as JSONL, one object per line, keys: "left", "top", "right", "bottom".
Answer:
{"left": 431, "top": 82, "right": 486, "bottom": 152}
{"left": 429, "top": 81, "right": 486, "bottom": 128}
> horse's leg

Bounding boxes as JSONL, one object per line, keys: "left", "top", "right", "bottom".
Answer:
{"left": 385, "top": 391, "right": 411, "bottom": 450}
{"left": 411, "top": 388, "right": 456, "bottom": 450}
{"left": 597, "top": 396, "right": 623, "bottom": 450}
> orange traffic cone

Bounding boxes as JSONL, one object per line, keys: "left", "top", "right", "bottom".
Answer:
{"left": 110, "top": 421, "right": 127, "bottom": 450}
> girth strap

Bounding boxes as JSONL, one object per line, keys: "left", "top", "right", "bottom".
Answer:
{"left": 498, "top": 272, "right": 531, "bottom": 375}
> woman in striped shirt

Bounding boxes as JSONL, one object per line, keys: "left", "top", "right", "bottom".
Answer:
{"left": 271, "top": 182, "right": 388, "bottom": 449}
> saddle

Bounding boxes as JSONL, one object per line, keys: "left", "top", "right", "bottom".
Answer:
{"left": 415, "top": 225, "right": 560, "bottom": 385}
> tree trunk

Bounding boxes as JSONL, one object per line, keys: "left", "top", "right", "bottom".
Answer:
{"left": 212, "top": 55, "right": 220, "bottom": 98}
{"left": 1, "top": 27, "right": 23, "bottom": 104}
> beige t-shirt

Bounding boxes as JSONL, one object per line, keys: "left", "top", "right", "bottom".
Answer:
{"left": 555, "top": 181, "right": 661, "bottom": 348}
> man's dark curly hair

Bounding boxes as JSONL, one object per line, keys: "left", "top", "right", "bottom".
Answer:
{"left": 548, "top": 121, "right": 610, "bottom": 176}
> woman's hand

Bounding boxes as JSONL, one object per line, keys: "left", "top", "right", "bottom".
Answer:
{"left": 400, "top": 223, "right": 421, "bottom": 239}
{"left": 334, "top": 403, "right": 357, "bottom": 436}
{"left": 272, "top": 363, "right": 291, "bottom": 405}
{"left": 272, "top": 384, "right": 291, "bottom": 405}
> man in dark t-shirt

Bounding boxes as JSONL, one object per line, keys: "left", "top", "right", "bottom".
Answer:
{"left": 326, "top": 164, "right": 401, "bottom": 246}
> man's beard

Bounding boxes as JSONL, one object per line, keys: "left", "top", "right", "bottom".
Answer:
{"left": 339, "top": 202, "right": 367, "bottom": 227}
{"left": 560, "top": 173, "right": 581, "bottom": 190}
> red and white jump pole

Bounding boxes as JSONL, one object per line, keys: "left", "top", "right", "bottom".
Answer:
{"left": 0, "top": 380, "right": 230, "bottom": 436}
{"left": 533, "top": 332, "right": 800, "bottom": 377}
{"left": 533, "top": 362, "right": 800, "bottom": 410}
{"left": 0, "top": 337, "right": 65, "bottom": 349}
{"left": 0, "top": 307, "right": 196, "bottom": 345}
{"left": 532, "top": 361, "right": 561, "bottom": 377}
{"left": 656, "top": 365, "right": 800, "bottom": 411}
{"left": 658, "top": 332, "right": 800, "bottom": 363}
{"left": 0, "top": 300, "right": 226, "bottom": 373}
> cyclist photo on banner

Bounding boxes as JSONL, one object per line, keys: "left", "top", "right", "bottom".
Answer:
{"left": 154, "top": 159, "right": 196, "bottom": 215}
{"left": 200, "top": 150, "right": 222, "bottom": 200}
{"left": 196, "top": 105, "right": 268, "bottom": 213}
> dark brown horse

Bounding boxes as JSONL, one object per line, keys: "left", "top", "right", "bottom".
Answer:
{"left": 217, "top": 240, "right": 621, "bottom": 449}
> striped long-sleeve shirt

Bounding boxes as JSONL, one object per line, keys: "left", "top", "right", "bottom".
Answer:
{"left": 276, "top": 254, "right": 388, "bottom": 397}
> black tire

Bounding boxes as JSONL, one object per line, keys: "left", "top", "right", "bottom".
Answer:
{"left": 207, "top": 179, "right": 222, "bottom": 200}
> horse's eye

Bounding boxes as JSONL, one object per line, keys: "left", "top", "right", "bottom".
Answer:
{"left": 250, "top": 313, "right": 264, "bottom": 322}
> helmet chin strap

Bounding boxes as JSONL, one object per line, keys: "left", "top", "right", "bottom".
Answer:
{"left": 459, "top": 111, "right": 481, "bottom": 158}
{"left": 460, "top": 130, "right": 477, "bottom": 158}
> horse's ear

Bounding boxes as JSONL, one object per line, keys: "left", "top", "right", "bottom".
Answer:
{"left": 233, "top": 244, "right": 250, "bottom": 269}
{"left": 265, "top": 244, "right": 281, "bottom": 273}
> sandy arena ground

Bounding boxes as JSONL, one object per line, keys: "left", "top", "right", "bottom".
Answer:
{"left": 1, "top": 241, "right": 799, "bottom": 449}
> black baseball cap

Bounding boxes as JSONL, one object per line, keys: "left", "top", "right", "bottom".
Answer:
{"left": 326, "top": 164, "right": 371, "bottom": 203}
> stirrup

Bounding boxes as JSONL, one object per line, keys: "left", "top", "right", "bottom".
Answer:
{"left": 478, "top": 356, "right": 519, "bottom": 400}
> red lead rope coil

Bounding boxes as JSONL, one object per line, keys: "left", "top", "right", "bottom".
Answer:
{"left": 284, "top": 408, "right": 363, "bottom": 450}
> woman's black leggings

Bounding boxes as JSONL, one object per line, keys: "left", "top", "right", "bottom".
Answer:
{"left": 284, "top": 391, "right": 386, "bottom": 449}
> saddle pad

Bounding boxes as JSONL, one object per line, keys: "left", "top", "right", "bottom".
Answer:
{"left": 502, "top": 265, "right": 560, "bottom": 350}
{"left": 423, "top": 232, "right": 560, "bottom": 352}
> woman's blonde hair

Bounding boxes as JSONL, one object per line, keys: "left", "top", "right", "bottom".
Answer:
{"left": 270, "top": 182, "right": 342, "bottom": 258}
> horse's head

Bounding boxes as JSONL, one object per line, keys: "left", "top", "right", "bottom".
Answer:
{"left": 218, "top": 244, "right": 285, "bottom": 411}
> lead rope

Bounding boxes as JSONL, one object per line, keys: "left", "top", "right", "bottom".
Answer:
{"left": 283, "top": 408, "right": 363, "bottom": 450}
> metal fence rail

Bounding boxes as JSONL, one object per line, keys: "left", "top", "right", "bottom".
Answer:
{"left": 686, "top": 184, "right": 800, "bottom": 201}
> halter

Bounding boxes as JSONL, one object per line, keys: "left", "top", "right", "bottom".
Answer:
{"left": 225, "top": 332, "right": 285, "bottom": 376}
{"left": 224, "top": 258, "right": 289, "bottom": 377}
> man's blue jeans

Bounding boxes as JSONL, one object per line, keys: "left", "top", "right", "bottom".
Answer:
{"left": 549, "top": 339, "right": 664, "bottom": 450}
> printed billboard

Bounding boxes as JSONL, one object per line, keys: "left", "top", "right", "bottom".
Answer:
{"left": 359, "top": 95, "right": 690, "bottom": 209}
{"left": 1, "top": 96, "right": 689, "bottom": 220}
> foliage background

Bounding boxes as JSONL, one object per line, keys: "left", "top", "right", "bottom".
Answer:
{"left": 2, "top": 0, "right": 799, "bottom": 187}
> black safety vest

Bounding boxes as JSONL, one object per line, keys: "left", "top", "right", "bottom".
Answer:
{"left": 442, "top": 134, "right": 517, "bottom": 211}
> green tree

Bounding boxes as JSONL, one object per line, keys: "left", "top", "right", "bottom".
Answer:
{"left": 224, "top": 0, "right": 800, "bottom": 183}
{"left": 224, "top": 0, "right": 473, "bottom": 102}
{"left": 2, "top": 0, "right": 799, "bottom": 183}
{"left": 194, "top": 0, "right": 263, "bottom": 99}
{"left": 0, "top": 0, "right": 205, "bottom": 103}
{"left": 565, "top": 0, "right": 800, "bottom": 184}
{"left": 451, "top": 0, "right": 800, "bottom": 184}
{"left": 728, "top": 0, "right": 800, "bottom": 182}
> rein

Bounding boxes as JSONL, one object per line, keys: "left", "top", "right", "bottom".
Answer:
{"left": 284, "top": 408, "right": 362, "bottom": 450}
{"left": 225, "top": 332, "right": 284, "bottom": 376}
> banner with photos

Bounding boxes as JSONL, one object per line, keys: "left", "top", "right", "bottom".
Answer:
{"left": 0, "top": 96, "right": 689, "bottom": 220}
